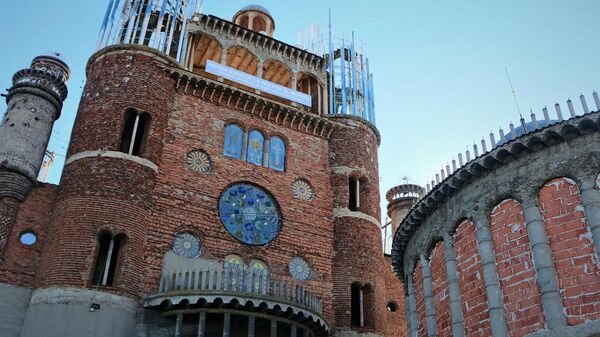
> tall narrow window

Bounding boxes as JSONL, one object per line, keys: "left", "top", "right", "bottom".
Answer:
{"left": 224, "top": 124, "right": 243, "bottom": 159}
{"left": 120, "top": 109, "right": 149, "bottom": 156}
{"left": 349, "top": 177, "right": 360, "bottom": 211}
{"left": 351, "top": 283, "right": 363, "bottom": 327}
{"left": 91, "top": 233, "right": 124, "bottom": 286}
{"left": 268, "top": 136, "right": 286, "bottom": 171}
{"left": 246, "top": 130, "right": 265, "bottom": 165}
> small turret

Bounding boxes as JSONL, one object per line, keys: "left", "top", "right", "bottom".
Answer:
{"left": 232, "top": 5, "right": 276, "bottom": 37}
{"left": 386, "top": 183, "right": 425, "bottom": 234}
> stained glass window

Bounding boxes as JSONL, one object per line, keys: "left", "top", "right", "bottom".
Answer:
{"left": 289, "top": 257, "right": 312, "bottom": 281}
{"left": 173, "top": 233, "right": 201, "bottom": 258}
{"left": 224, "top": 124, "right": 243, "bottom": 159}
{"left": 268, "top": 136, "right": 286, "bottom": 171}
{"left": 219, "top": 183, "right": 281, "bottom": 245}
{"left": 246, "top": 130, "right": 265, "bottom": 165}
{"left": 224, "top": 255, "right": 246, "bottom": 270}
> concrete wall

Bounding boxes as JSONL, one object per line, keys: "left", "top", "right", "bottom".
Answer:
{"left": 0, "top": 283, "right": 31, "bottom": 337}
{"left": 20, "top": 288, "right": 138, "bottom": 337}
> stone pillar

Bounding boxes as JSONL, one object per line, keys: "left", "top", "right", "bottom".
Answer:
{"left": 197, "top": 312, "right": 206, "bottom": 337}
{"left": 580, "top": 177, "right": 600, "bottom": 261}
{"left": 248, "top": 316, "right": 255, "bottom": 337}
{"left": 223, "top": 313, "right": 231, "bottom": 337}
{"left": 406, "top": 277, "right": 419, "bottom": 337}
{"left": 522, "top": 201, "right": 567, "bottom": 329}
{"left": 420, "top": 255, "right": 437, "bottom": 337}
{"left": 473, "top": 217, "right": 509, "bottom": 337}
{"left": 175, "top": 313, "right": 183, "bottom": 337}
{"left": 270, "top": 319, "right": 277, "bottom": 337}
{"left": 443, "top": 234, "right": 466, "bottom": 337}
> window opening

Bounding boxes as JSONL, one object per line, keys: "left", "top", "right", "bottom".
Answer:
{"left": 224, "top": 124, "right": 243, "bottom": 159}
{"left": 120, "top": 110, "right": 148, "bottom": 156}
{"left": 91, "top": 233, "right": 122, "bottom": 286}
{"left": 349, "top": 177, "right": 360, "bottom": 211}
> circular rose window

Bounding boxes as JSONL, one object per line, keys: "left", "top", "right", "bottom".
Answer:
{"left": 173, "top": 233, "right": 201, "bottom": 258}
{"left": 219, "top": 183, "right": 281, "bottom": 245}
{"left": 289, "top": 256, "right": 311, "bottom": 281}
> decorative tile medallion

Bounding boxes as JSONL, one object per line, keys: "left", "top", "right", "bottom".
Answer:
{"left": 173, "top": 233, "right": 201, "bottom": 258}
{"left": 186, "top": 150, "right": 211, "bottom": 173}
{"left": 289, "top": 256, "right": 311, "bottom": 281}
{"left": 219, "top": 183, "right": 281, "bottom": 245}
{"left": 292, "top": 179, "right": 314, "bottom": 200}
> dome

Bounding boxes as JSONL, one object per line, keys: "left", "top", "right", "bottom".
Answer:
{"left": 233, "top": 5, "right": 273, "bottom": 21}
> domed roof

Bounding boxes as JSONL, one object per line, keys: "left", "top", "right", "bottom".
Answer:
{"left": 233, "top": 4, "right": 273, "bottom": 20}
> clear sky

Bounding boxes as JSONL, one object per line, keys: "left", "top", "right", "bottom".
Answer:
{"left": 1, "top": 0, "right": 598, "bottom": 225}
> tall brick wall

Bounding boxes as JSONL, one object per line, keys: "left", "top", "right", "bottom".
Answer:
{"left": 35, "top": 48, "right": 176, "bottom": 298}
{"left": 430, "top": 241, "right": 451, "bottom": 337}
{"left": 413, "top": 263, "right": 426, "bottom": 337}
{"left": 539, "top": 177, "right": 600, "bottom": 325}
{"left": 453, "top": 219, "right": 491, "bottom": 337}
{"left": 490, "top": 199, "right": 544, "bottom": 336}
{"left": 384, "top": 255, "right": 407, "bottom": 337}
{"left": 0, "top": 197, "right": 20, "bottom": 259}
{"left": 0, "top": 185, "right": 57, "bottom": 288}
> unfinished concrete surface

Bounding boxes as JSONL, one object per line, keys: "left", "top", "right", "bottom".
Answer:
{"left": 0, "top": 283, "right": 31, "bottom": 337}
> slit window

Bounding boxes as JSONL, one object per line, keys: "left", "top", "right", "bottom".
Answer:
{"left": 120, "top": 109, "right": 149, "bottom": 156}
{"left": 349, "top": 177, "right": 360, "bottom": 211}
{"left": 351, "top": 283, "right": 363, "bottom": 327}
{"left": 91, "top": 232, "right": 124, "bottom": 286}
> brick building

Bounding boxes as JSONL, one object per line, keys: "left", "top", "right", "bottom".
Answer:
{"left": 390, "top": 101, "right": 600, "bottom": 336}
{"left": 0, "top": 2, "right": 406, "bottom": 337}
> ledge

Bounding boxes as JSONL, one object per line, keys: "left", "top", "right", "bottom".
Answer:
{"left": 65, "top": 150, "right": 158, "bottom": 173}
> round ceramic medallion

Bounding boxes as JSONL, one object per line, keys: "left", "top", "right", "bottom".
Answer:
{"left": 219, "top": 183, "right": 281, "bottom": 245}
{"left": 292, "top": 179, "right": 314, "bottom": 200}
{"left": 186, "top": 150, "right": 211, "bottom": 173}
{"left": 289, "top": 257, "right": 311, "bottom": 281}
{"left": 173, "top": 233, "right": 201, "bottom": 258}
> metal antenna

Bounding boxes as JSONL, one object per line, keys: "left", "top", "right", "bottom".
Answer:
{"left": 505, "top": 67, "right": 522, "bottom": 118}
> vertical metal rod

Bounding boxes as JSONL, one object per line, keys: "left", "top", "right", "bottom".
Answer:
{"left": 153, "top": 0, "right": 169, "bottom": 49}
{"left": 114, "top": 0, "right": 132, "bottom": 44}
{"left": 580, "top": 94, "right": 590, "bottom": 114}
{"left": 359, "top": 288, "right": 364, "bottom": 327}
{"left": 555, "top": 103, "right": 564, "bottom": 121}
{"left": 97, "top": 0, "right": 116, "bottom": 49}
{"left": 350, "top": 32, "right": 358, "bottom": 116}
{"left": 369, "top": 74, "right": 376, "bottom": 125}
{"left": 355, "top": 178, "right": 360, "bottom": 209}
{"left": 124, "top": 0, "right": 142, "bottom": 43}
{"left": 593, "top": 91, "right": 600, "bottom": 111}
{"left": 567, "top": 99, "right": 576, "bottom": 117}
{"left": 328, "top": 9, "right": 335, "bottom": 115}
{"left": 197, "top": 312, "right": 206, "bottom": 337}
{"left": 102, "top": 0, "right": 123, "bottom": 47}
{"left": 101, "top": 237, "right": 115, "bottom": 285}
{"left": 176, "top": 1, "right": 191, "bottom": 62}
{"left": 130, "top": 0, "right": 145, "bottom": 43}
{"left": 360, "top": 54, "right": 368, "bottom": 120}
{"left": 340, "top": 35, "right": 347, "bottom": 115}
{"left": 165, "top": 0, "right": 184, "bottom": 55}
{"left": 543, "top": 107, "right": 550, "bottom": 124}
{"left": 128, "top": 113, "right": 141, "bottom": 155}
{"left": 139, "top": 0, "right": 155, "bottom": 45}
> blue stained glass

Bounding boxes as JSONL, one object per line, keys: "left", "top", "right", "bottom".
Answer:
{"left": 224, "top": 124, "right": 243, "bottom": 159}
{"left": 246, "top": 130, "right": 264, "bottom": 165}
{"left": 219, "top": 183, "right": 281, "bottom": 245}
{"left": 268, "top": 136, "right": 286, "bottom": 172}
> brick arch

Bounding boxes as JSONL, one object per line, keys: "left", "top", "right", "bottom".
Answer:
{"left": 490, "top": 198, "right": 544, "bottom": 336}
{"left": 538, "top": 177, "right": 600, "bottom": 325}
{"left": 429, "top": 240, "right": 451, "bottom": 337}
{"left": 453, "top": 219, "right": 491, "bottom": 337}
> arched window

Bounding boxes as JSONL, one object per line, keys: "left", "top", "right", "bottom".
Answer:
{"left": 224, "top": 124, "right": 243, "bottom": 159}
{"left": 248, "top": 259, "right": 269, "bottom": 292}
{"left": 349, "top": 177, "right": 360, "bottom": 211}
{"left": 246, "top": 130, "right": 265, "bottom": 165}
{"left": 268, "top": 136, "right": 286, "bottom": 171}
{"left": 351, "top": 283, "right": 363, "bottom": 327}
{"left": 91, "top": 232, "right": 125, "bottom": 286}
{"left": 120, "top": 109, "right": 149, "bottom": 156}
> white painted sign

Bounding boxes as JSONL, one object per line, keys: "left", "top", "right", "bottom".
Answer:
{"left": 205, "top": 60, "right": 312, "bottom": 107}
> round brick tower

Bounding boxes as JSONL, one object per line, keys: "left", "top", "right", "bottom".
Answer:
{"left": 0, "top": 54, "right": 69, "bottom": 258}
{"left": 19, "top": 45, "right": 178, "bottom": 337}
{"left": 329, "top": 116, "right": 387, "bottom": 337}
{"left": 386, "top": 183, "right": 425, "bottom": 234}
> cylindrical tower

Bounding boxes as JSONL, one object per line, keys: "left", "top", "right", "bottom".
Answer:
{"left": 386, "top": 184, "right": 425, "bottom": 234}
{"left": 329, "top": 116, "right": 386, "bottom": 336}
{"left": 0, "top": 54, "right": 69, "bottom": 257}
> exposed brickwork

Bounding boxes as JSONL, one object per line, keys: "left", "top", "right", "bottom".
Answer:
{"left": 384, "top": 255, "right": 407, "bottom": 337}
{"left": 430, "top": 241, "right": 451, "bottom": 337}
{"left": 413, "top": 263, "right": 426, "bottom": 337}
{"left": 0, "top": 185, "right": 57, "bottom": 288}
{"left": 453, "top": 219, "right": 491, "bottom": 337}
{"left": 539, "top": 177, "right": 600, "bottom": 325}
{"left": 490, "top": 199, "right": 544, "bottom": 336}
{"left": 0, "top": 197, "right": 20, "bottom": 258}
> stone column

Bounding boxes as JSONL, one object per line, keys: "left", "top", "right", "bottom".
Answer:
{"left": 420, "top": 255, "right": 437, "bottom": 337}
{"left": 406, "top": 276, "right": 419, "bottom": 337}
{"left": 580, "top": 177, "right": 600, "bottom": 261}
{"left": 443, "top": 234, "right": 466, "bottom": 337}
{"left": 197, "top": 312, "right": 206, "bottom": 337}
{"left": 270, "top": 320, "right": 277, "bottom": 337}
{"left": 522, "top": 201, "right": 567, "bottom": 329}
{"left": 248, "top": 315, "right": 255, "bottom": 337}
{"left": 473, "top": 217, "right": 509, "bottom": 337}
{"left": 175, "top": 313, "right": 183, "bottom": 337}
{"left": 223, "top": 313, "right": 231, "bottom": 337}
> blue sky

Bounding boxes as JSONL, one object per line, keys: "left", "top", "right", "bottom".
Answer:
{"left": 1, "top": 0, "right": 598, "bottom": 224}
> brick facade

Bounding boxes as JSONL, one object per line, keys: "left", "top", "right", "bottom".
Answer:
{"left": 413, "top": 263, "right": 426, "bottom": 337}
{"left": 384, "top": 255, "right": 407, "bottom": 337}
{"left": 430, "top": 241, "right": 451, "bottom": 337}
{"left": 490, "top": 199, "right": 544, "bottom": 336}
{"left": 539, "top": 177, "right": 600, "bottom": 325}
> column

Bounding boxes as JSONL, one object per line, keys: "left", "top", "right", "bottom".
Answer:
{"left": 291, "top": 324, "right": 297, "bottom": 337}
{"left": 175, "top": 313, "right": 183, "bottom": 337}
{"left": 197, "top": 312, "right": 206, "bottom": 337}
{"left": 241, "top": 132, "right": 249, "bottom": 161}
{"left": 407, "top": 276, "right": 419, "bottom": 337}
{"left": 270, "top": 320, "right": 277, "bottom": 337}
{"left": 223, "top": 313, "right": 231, "bottom": 337}
{"left": 248, "top": 315, "right": 255, "bottom": 337}
{"left": 443, "top": 234, "right": 466, "bottom": 337}
{"left": 263, "top": 139, "right": 270, "bottom": 166}
{"left": 473, "top": 217, "right": 509, "bottom": 336}
{"left": 522, "top": 201, "right": 567, "bottom": 329}
{"left": 580, "top": 178, "right": 600, "bottom": 259}
{"left": 420, "top": 255, "right": 437, "bottom": 337}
